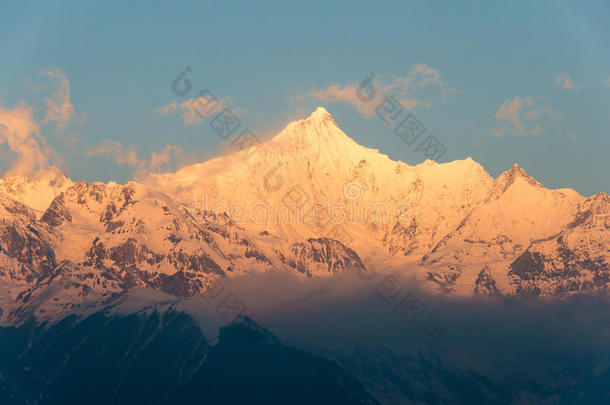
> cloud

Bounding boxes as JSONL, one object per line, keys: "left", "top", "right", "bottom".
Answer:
{"left": 61, "top": 132, "right": 83, "bottom": 152}
{"left": 493, "top": 96, "right": 563, "bottom": 137}
{"left": 154, "top": 101, "right": 178, "bottom": 116}
{"left": 42, "top": 69, "right": 75, "bottom": 129}
{"left": 212, "top": 270, "right": 610, "bottom": 402}
{"left": 530, "top": 123, "right": 543, "bottom": 135}
{"left": 554, "top": 73, "right": 582, "bottom": 90}
{"left": 150, "top": 144, "right": 183, "bottom": 172}
{"left": 602, "top": 77, "right": 610, "bottom": 86}
{"left": 214, "top": 269, "right": 610, "bottom": 360}
{"left": 495, "top": 96, "right": 525, "bottom": 134}
{"left": 491, "top": 126, "right": 507, "bottom": 137}
{"left": 85, "top": 139, "right": 141, "bottom": 167}
{"left": 0, "top": 69, "right": 78, "bottom": 176}
{"left": 155, "top": 93, "right": 243, "bottom": 126}
{"left": 308, "top": 83, "right": 382, "bottom": 118}
{"left": 0, "top": 101, "right": 61, "bottom": 175}
{"left": 302, "top": 65, "right": 455, "bottom": 118}
{"left": 85, "top": 140, "right": 183, "bottom": 178}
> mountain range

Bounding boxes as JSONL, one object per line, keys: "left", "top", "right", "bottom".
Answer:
{"left": 0, "top": 107, "right": 608, "bottom": 326}
{"left": 1, "top": 107, "right": 609, "bottom": 404}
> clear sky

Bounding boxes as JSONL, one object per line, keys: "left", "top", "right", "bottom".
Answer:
{"left": 1, "top": 0, "right": 608, "bottom": 196}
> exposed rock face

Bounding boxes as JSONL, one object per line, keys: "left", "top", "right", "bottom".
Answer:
{"left": 508, "top": 192, "right": 610, "bottom": 296}
{"left": 474, "top": 266, "right": 502, "bottom": 297}
{"left": 0, "top": 167, "right": 73, "bottom": 212}
{"left": 282, "top": 238, "right": 366, "bottom": 276}
{"left": 383, "top": 218, "right": 420, "bottom": 256}
{"left": 0, "top": 194, "right": 56, "bottom": 284}
{"left": 426, "top": 266, "right": 462, "bottom": 293}
{"left": 0, "top": 107, "right": 608, "bottom": 324}
{"left": 1, "top": 178, "right": 370, "bottom": 323}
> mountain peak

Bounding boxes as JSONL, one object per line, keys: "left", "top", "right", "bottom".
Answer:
{"left": 310, "top": 106, "right": 332, "bottom": 119}
{"left": 489, "top": 163, "right": 542, "bottom": 199}
{"left": 585, "top": 191, "right": 610, "bottom": 213}
{"left": 508, "top": 163, "right": 526, "bottom": 173}
{"left": 0, "top": 167, "right": 73, "bottom": 211}
{"left": 303, "top": 106, "right": 337, "bottom": 128}
{"left": 271, "top": 106, "right": 355, "bottom": 150}
{"left": 497, "top": 163, "right": 539, "bottom": 185}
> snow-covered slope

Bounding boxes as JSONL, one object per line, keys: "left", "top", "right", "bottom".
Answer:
{"left": 508, "top": 192, "right": 610, "bottom": 295}
{"left": 421, "top": 164, "right": 583, "bottom": 294}
{"left": 0, "top": 107, "right": 608, "bottom": 325}
{"left": 143, "top": 107, "right": 606, "bottom": 296}
{"left": 1, "top": 176, "right": 364, "bottom": 324}
{"left": 0, "top": 193, "right": 57, "bottom": 322}
{"left": 144, "top": 107, "right": 496, "bottom": 263}
{"left": 0, "top": 167, "right": 73, "bottom": 212}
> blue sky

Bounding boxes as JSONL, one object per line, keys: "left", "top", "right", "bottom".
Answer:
{"left": 0, "top": 0, "right": 608, "bottom": 195}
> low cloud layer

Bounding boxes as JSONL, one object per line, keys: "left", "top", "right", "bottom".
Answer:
{"left": 212, "top": 269, "right": 610, "bottom": 381}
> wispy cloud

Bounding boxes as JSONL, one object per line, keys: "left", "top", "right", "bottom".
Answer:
{"left": 554, "top": 73, "right": 582, "bottom": 90}
{"left": 42, "top": 69, "right": 75, "bottom": 129}
{"left": 85, "top": 139, "right": 140, "bottom": 167}
{"left": 495, "top": 96, "right": 525, "bottom": 134}
{"left": 301, "top": 64, "right": 455, "bottom": 118}
{"left": 493, "top": 96, "right": 563, "bottom": 137}
{"left": 491, "top": 126, "right": 508, "bottom": 137}
{"left": 150, "top": 144, "right": 182, "bottom": 172}
{"left": 0, "top": 101, "right": 62, "bottom": 175}
{"left": 85, "top": 140, "right": 182, "bottom": 178}
{"left": 155, "top": 94, "right": 244, "bottom": 126}
{"left": 154, "top": 101, "right": 178, "bottom": 116}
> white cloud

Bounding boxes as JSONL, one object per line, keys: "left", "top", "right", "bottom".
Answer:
{"left": 493, "top": 96, "right": 563, "bottom": 137}
{"left": 85, "top": 140, "right": 183, "bottom": 178}
{"left": 495, "top": 96, "right": 525, "bottom": 134}
{"left": 554, "top": 73, "right": 581, "bottom": 90}
{"left": 150, "top": 144, "right": 182, "bottom": 173}
{"left": 530, "top": 123, "right": 543, "bottom": 135}
{"left": 491, "top": 126, "right": 507, "bottom": 137}
{"left": 85, "top": 139, "right": 140, "bottom": 167}
{"left": 155, "top": 93, "right": 244, "bottom": 126}
{"left": 307, "top": 83, "right": 382, "bottom": 118}
{"left": 303, "top": 64, "right": 455, "bottom": 118}
{"left": 0, "top": 101, "right": 61, "bottom": 175}
{"left": 154, "top": 101, "right": 177, "bottom": 116}
{"left": 42, "top": 69, "right": 75, "bottom": 129}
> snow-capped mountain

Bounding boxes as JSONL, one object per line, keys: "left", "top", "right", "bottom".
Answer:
{"left": 0, "top": 107, "right": 608, "bottom": 325}
{"left": 144, "top": 107, "right": 608, "bottom": 296}
{"left": 0, "top": 175, "right": 363, "bottom": 324}
{"left": 508, "top": 191, "right": 609, "bottom": 295}
{"left": 421, "top": 164, "right": 583, "bottom": 294}
{"left": 0, "top": 167, "right": 73, "bottom": 212}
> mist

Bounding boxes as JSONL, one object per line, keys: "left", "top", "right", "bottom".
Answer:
{"left": 219, "top": 268, "right": 610, "bottom": 376}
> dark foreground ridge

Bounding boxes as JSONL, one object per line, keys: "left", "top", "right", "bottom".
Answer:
{"left": 0, "top": 312, "right": 378, "bottom": 405}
